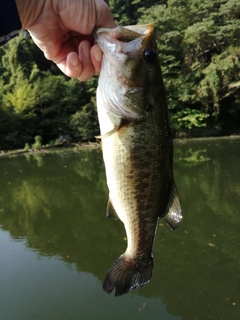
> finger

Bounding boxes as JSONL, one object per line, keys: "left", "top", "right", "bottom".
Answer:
{"left": 54, "top": 52, "right": 82, "bottom": 78}
{"left": 77, "top": 41, "right": 95, "bottom": 82}
{"left": 90, "top": 44, "right": 103, "bottom": 76}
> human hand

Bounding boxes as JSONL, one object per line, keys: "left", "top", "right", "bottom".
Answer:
{"left": 16, "top": 0, "right": 116, "bottom": 81}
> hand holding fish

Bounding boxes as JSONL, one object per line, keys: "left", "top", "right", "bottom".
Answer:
{"left": 15, "top": 0, "right": 115, "bottom": 80}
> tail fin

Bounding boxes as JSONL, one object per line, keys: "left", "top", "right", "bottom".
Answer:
{"left": 103, "top": 254, "right": 153, "bottom": 296}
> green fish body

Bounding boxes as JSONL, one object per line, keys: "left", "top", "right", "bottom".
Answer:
{"left": 94, "top": 24, "right": 182, "bottom": 296}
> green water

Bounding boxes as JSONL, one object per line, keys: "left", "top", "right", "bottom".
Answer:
{"left": 0, "top": 137, "right": 239, "bottom": 320}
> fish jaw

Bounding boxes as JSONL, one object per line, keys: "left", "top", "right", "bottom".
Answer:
{"left": 94, "top": 23, "right": 154, "bottom": 57}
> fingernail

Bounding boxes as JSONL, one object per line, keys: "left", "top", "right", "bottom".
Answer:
{"left": 94, "top": 46, "right": 103, "bottom": 62}
{"left": 82, "top": 43, "right": 90, "bottom": 59}
{"left": 70, "top": 54, "right": 79, "bottom": 67}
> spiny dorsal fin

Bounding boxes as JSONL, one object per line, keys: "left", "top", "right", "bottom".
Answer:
{"left": 106, "top": 197, "right": 119, "bottom": 220}
{"left": 163, "top": 181, "right": 182, "bottom": 230}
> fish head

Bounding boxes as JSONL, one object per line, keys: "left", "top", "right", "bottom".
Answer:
{"left": 94, "top": 24, "right": 162, "bottom": 121}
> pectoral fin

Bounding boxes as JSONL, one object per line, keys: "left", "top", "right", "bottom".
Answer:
{"left": 95, "top": 126, "right": 119, "bottom": 139}
{"left": 95, "top": 118, "right": 128, "bottom": 139}
{"left": 163, "top": 181, "right": 182, "bottom": 230}
{"left": 106, "top": 197, "right": 119, "bottom": 220}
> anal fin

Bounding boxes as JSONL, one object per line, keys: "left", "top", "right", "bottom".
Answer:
{"left": 106, "top": 197, "right": 119, "bottom": 220}
{"left": 163, "top": 181, "right": 182, "bottom": 230}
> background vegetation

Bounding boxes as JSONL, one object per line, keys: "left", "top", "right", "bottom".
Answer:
{"left": 0, "top": 0, "right": 240, "bottom": 150}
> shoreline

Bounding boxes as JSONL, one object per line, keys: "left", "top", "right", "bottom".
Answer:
{"left": 0, "top": 135, "right": 239, "bottom": 158}
{"left": 0, "top": 141, "right": 100, "bottom": 158}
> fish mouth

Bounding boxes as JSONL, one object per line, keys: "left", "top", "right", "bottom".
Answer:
{"left": 94, "top": 24, "right": 154, "bottom": 92}
{"left": 94, "top": 23, "right": 154, "bottom": 56}
{"left": 94, "top": 24, "right": 155, "bottom": 120}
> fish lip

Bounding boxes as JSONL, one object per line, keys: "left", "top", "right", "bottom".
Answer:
{"left": 94, "top": 28, "right": 122, "bottom": 56}
{"left": 94, "top": 24, "right": 155, "bottom": 56}
{"left": 94, "top": 23, "right": 154, "bottom": 39}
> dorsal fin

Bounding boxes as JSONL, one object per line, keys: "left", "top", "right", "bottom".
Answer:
{"left": 106, "top": 197, "right": 119, "bottom": 220}
{"left": 163, "top": 181, "right": 182, "bottom": 230}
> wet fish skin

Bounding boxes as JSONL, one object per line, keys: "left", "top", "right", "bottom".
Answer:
{"left": 94, "top": 24, "right": 182, "bottom": 296}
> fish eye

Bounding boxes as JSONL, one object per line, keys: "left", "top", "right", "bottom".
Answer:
{"left": 143, "top": 48, "right": 157, "bottom": 63}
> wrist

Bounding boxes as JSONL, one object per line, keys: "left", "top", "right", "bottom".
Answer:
{"left": 15, "top": 0, "right": 46, "bottom": 29}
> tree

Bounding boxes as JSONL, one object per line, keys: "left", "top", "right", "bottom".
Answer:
{"left": 139, "top": 0, "right": 240, "bottom": 135}
{"left": 0, "top": 34, "right": 98, "bottom": 149}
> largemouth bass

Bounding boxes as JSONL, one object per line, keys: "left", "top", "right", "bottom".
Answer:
{"left": 94, "top": 23, "right": 182, "bottom": 296}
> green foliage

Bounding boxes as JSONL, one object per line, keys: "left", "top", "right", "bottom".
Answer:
{"left": 70, "top": 98, "right": 99, "bottom": 141}
{"left": 106, "top": 0, "right": 165, "bottom": 25}
{"left": 171, "top": 108, "right": 209, "bottom": 131}
{"left": 32, "top": 135, "right": 42, "bottom": 149}
{"left": 4, "top": 76, "right": 38, "bottom": 114}
{"left": 24, "top": 143, "right": 30, "bottom": 150}
{"left": 0, "top": 34, "right": 98, "bottom": 149}
{"left": 139, "top": 0, "right": 240, "bottom": 135}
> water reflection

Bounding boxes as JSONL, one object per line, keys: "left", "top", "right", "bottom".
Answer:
{"left": 0, "top": 138, "right": 240, "bottom": 320}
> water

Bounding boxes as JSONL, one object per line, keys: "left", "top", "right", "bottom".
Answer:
{"left": 0, "top": 137, "right": 239, "bottom": 320}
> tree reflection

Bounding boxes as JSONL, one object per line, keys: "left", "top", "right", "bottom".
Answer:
{"left": 0, "top": 139, "right": 240, "bottom": 320}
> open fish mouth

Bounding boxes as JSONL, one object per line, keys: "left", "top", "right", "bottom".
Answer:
{"left": 94, "top": 23, "right": 154, "bottom": 57}
{"left": 94, "top": 23, "right": 154, "bottom": 40}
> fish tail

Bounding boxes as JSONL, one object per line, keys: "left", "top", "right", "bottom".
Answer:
{"left": 103, "top": 254, "right": 153, "bottom": 296}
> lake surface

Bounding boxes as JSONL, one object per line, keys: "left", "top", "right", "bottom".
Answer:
{"left": 0, "top": 137, "right": 239, "bottom": 320}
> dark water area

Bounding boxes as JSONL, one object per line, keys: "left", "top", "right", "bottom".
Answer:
{"left": 0, "top": 137, "right": 239, "bottom": 320}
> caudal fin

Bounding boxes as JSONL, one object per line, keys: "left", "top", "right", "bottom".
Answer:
{"left": 103, "top": 254, "right": 153, "bottom": 296}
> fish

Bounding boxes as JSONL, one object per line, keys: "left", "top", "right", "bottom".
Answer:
{"left": 94, "top": 23, "right": 182, "bottom": 296}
